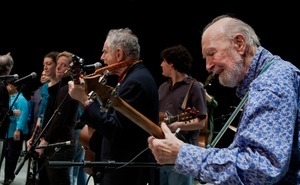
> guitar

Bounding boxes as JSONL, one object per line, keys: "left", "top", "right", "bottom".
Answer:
{"left": 80, "top": 108, "right": 200, "bottom": 169}
{"left": 78, "top": 124, "right": 95, "bottom": 175}
{"left": 159, "top": 108, "right": 207, "bottom": 146}
{"left": 198, "top": 117, "right": 209, "bottom": 148}
{"left": 76, "top": 60, "right": 164, "bottom": 174}
{"left": 83, "top": 63, "right": 164, "bottom": 139}
{"left": 69, "top": 55, "right": 85, "bottom": 84}
{"left": 159, "top": 107, "right": 199, "bottom": 125}
{"left": 69, "top": 55, "right": 99, "bottom": 174}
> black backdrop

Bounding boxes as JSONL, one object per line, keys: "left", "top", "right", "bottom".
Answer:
{"left": 1, "top": 1, "right": 299, "bottom": 147}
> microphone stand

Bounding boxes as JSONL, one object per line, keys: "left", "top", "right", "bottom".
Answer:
{"left": 15, "top": 91, "right": 70, "bottom": 185}
{"left": 27, "top": 146, "right": 62, "bottom": 185}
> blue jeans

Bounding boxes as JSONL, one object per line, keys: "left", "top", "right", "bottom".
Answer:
{"left": 70, "top": 129, "right": 87, "bottom": 185}
{"left": 160, "top": 165, "right": 193, "bottom": 185}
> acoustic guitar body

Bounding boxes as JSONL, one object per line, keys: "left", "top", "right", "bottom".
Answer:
{"left": 79, "top": 124, "right": 96, "bottom": 174}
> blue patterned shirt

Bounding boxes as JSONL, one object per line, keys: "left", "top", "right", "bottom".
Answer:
{"left": 175, "top": 46, "right": 300, "bottom": 184}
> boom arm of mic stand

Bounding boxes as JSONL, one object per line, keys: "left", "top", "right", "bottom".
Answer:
{"left": 15, "top": 147, "right": 37, "bottom": 175}
{"left": 48, "top": 161, "right": 166, "bottom": 168}
{"left": 14, "top": 85, "right": 39, "bottom": 175}
{"left": 15, "top": 92, "right": 70, "bottom": 175}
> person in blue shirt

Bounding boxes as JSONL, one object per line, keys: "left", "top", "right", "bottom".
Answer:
{"left": 35, "top": 51, "right": 59, "bottom": 129}
{"left": 3, "top": 78, "right": 29, "bottom": 185}
{"left": 148, "top": 15, "right": 300, "bottom": 184}
{"left": 30, "top": 70, "right": 50, "bottom": 133}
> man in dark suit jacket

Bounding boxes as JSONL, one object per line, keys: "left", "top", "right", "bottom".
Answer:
{"left": 68, "top": 28, "right": 160, "bottom": 185}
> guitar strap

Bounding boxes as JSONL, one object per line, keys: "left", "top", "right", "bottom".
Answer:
{"left": 181, "top": 78, "right": 195, "bottom": 110}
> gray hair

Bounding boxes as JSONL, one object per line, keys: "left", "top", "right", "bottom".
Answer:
{"left": 203, "top": 15, "right": 261, "bottom": 54}
{"left": 105, "top": 27, "right": 140, "bottom": 60}
{"left": 0, "top": 53, "right": 14, "bottom": 75}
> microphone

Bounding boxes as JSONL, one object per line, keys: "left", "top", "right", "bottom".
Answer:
{"left": 204, "top": 74, "right": 214, "bottom": 87}
{"left": 35, "top": 140, "right": 73, "bottom": 149}
{"left": 83, "top": 62, "right": 102, "bottom": 71}
{"left": 13, "top": 72, "right": 37, "bottom": 85}
{"left": 0, "top": 74, "right": 19, "bottom": 79}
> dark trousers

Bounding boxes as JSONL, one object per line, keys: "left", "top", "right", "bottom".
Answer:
{"left": 4, "top": 137, "right": 24, "bottom": 181}
{"left": 35, "top": 156, "right": 50, "bottom": 185}
{"left": 45, "top": 145, "right": 75, "bottom": 185}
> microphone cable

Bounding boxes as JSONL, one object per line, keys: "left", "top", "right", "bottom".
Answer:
{"left": 115, "top": 128, "right": 184, "bottom": 170}
{"left": 115, "top": 146, "right": 150, "bottom": 170}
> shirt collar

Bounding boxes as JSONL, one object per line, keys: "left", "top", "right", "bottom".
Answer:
{"left": 236, "top": 46, "right": 275, "bottom": 98}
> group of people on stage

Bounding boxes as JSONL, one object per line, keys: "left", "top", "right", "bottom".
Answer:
{"left": 0, "top": 14, "right": 299, "bottom": 185}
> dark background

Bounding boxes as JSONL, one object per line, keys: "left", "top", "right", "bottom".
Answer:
{"left": 1, "top": 1, "right": 299, "bottom": 147}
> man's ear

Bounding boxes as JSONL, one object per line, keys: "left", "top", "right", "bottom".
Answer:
{"left": 233, "top": 34, "right": 246, "bottom": 55}
{"left": 116, "top": 49, "right": 125, "bottom": 62}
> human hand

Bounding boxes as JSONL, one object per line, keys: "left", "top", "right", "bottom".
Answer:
{"left": 26, "top": 138, "right": 33, "bottom": 151}
{"left": 147, "top": 122, "right": 184, "bottom": 164}
{"left": 13, "top": 109, "right": 21, "bottom": 117}
{"left": 68, "top": 80, "right": 89, "bottom": 104}
{"left": 36, "top": 118, "right": 41, "bottom": 127}
{"left": 36, "top": 138, "right": 47, "bottom": 158}
{"left": 13, "top": 130, "right": 21, "bottom": 141}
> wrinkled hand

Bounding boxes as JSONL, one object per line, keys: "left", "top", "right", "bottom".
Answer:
{"left": 68, "top": 79, "right": 89, "bottom": 104}
{"left": 147, "top": 122, "right": 184, "bottom": 164}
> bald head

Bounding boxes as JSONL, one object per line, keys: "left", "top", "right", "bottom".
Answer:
{"left": 202, "top": 16, "right": 232, "bottom": 36}
{"left": 202, "top": 15, "right": 260, "bottom": 49}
